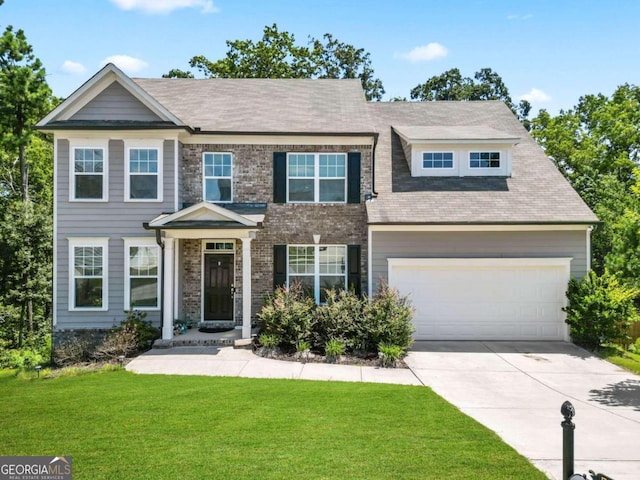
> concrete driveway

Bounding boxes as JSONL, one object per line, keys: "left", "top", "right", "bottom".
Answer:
{"left": 405, "top": 341, "right": 640, "bottom": 480}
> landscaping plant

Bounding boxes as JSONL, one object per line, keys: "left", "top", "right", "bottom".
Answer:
{"left": 564, "top": 270, "right": 640, "bottom": 350}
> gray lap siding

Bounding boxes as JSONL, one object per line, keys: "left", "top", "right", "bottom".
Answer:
{"left": 55, "top": 138, "right": 175, "bottom": 330}
{"left": 371, "top": 229, "right": 588, "bottom": 293}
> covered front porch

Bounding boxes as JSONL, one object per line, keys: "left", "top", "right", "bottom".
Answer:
{"left": 145, "top": 201, "right": 264, "bottom": 341}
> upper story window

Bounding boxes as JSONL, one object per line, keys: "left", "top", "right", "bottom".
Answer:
{"left": 72, "top": 145, "right": 107, "bottom": 201}
{"left": 68, "top": 238, "right": 108, "bottom": 311}
{"left": 470, "top": 152, "right": 501, "bottom": 169}
{"left": 422, "top": 152, "right": 453, "bottom": 169}
{"left": 125, "top": 140, "right": 163, "bottom": 202}
{"left": 203, "top": 153, "right": 232, "bottom": 202}
{"left": 287, "top": 153, "right": 346, "bottom": 203}
{"left": 288, "top": 245, "right": 347, "bottom": 303}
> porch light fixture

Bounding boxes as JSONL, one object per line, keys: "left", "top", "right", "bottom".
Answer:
{"left": 313, "top": 234, "right": 321, "bottom": 244}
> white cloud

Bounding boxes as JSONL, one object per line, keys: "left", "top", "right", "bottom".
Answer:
{"left": 400, "top": 43, "right": 448, "bottom": 62}
{"left": 518, "top": 88, "right": 551, "bottom": 103}
{"left": 61, "top": 60, "right": 87, "bottom": 75}
{"left": 101, "top": 55, "right": 149, "bottom": 74}
{"left": 110, "top": 0, "right": 218, "bottom": 14}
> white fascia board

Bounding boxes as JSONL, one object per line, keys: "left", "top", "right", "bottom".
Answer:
{"left": 162, "top": 228, "right": 259, "bottom": 239}
{"left": 178, "top": 133, "right": 374, "bottom": 145}
{"left": 38, "top": 63, "right": 185, "bottom": 127}
{"left": 149, "top": 201, "right": 257, "bottom": 227}
{"left": 369, "top": 224, "right": 592, "bottom": 232}
{"left": 387, "top": 257, "right": 573, "bottom": 268}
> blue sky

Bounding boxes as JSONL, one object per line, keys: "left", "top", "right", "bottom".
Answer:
{"left": 2, "top": 0, "right": 638, "bottom": 114}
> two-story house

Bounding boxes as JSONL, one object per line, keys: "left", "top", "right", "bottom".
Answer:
{"left": 38, "top": 63, "right": 597, "bottom": 346}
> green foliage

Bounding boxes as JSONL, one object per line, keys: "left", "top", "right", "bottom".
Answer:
{"left": 0, "top": 346, "right": 45, "bottom": 369}
{"left": 296, "top": 340, "right": 310, "bottom": 353}
{"left": 168, "top": 23, "right": 385, "bottom": 101}
{"left": 258, "top": 283, "right": 315, "bottom": 352}
{"left": 258, "top": 333, "right": 280, "bottom": 349}
{"left": 378, "top": 343, "right": 404, "bottom": 368}
{"left": 362, "top": 283, "right": 414, "bottom": 354}
{"left": 410, "top": 67, "right": 531, "bottom": 127}
{"left": 313, "top": 288, "right": 364, "bottom": 351}
{"left": 324, "top": 338, "right": 346, "bottom": 359}
{"left": 564, "top": 270, "right": 640, "bottom": 350}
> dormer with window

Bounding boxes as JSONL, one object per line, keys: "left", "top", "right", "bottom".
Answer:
{"left": 393, "top": 126, "right": 520, "bottom": 177}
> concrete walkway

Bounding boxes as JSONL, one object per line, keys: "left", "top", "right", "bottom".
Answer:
{"left": 126, "top": 345, "right": 421, "bottom": 385}
{"left": 405, "top": 341, "right": 640, "bottom": 480}
{"left": 126, "top": 341, "right": 640, "bottom": 479}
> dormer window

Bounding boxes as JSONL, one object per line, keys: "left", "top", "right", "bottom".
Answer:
{"left": 470, "top": 152, "right": 500, "bottom": 169}
{"left": 422, "top": 152, "right": 453, "bottom": 169}
{"left": 393, "top": 126, "right": 519, "bottom": 178}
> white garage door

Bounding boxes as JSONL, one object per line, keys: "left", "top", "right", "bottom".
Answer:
{"left": 388, "top": 258, "right": 571, "bottom": 341}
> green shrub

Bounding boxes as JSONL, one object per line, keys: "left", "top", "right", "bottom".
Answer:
{"left": 565, "top": 270, "right": 640, "bottom": 350}
{"left": 258, "top": 333, "right": 280, "bottom": 349}
{"left": 258, "top": 283, "right": 315, "bottom": 352}
{"left": 378, "top": 343, "right": 404, "bottom": 368}
{"left": 313, "top": 289, "right": 365, "bottom": 353}
{"left": 362, "top": 283, "right": 414, "bottom": 354}
{"left": 0, "top": 348, "right": 46, "bottom": 369}
{"left": 325, "top": 338, "right": 346, "bottom": 360}
{"left": 296, "top": 340, "right": 310, "bottom": 353}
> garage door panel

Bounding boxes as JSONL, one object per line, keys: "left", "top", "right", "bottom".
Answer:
{"left": 389, "top": 258, "right": 570, "bottom": 341}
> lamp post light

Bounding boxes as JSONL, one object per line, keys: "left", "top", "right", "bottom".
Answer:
{"left": 35, "top": 365, "right": 42, "bottom": 378}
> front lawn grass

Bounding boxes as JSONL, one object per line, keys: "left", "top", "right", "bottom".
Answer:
{"left": 598, "top": 344, "right": 640, "bottom": 375}
{"left": 0, "top": 370, "right": 546, "bottom": 480}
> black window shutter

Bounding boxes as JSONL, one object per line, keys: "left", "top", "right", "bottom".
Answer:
{"left": 347, "top": 244, "right": 361, "bottom": 296}
{"left": 273, "top": 152, "right": 287, "bottom": 203}
{"left": 273, "top": 245, "right": 287, "bottom": 289}
{"left": 347, "top": 152, "right": 361, "bottom": 204}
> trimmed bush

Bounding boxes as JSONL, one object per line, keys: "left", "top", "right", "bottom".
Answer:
{"left": 258, "top": 283, "right": 315, "bottom": 352}
{"left": 565, "top": 270, "right": 640, "bottom": 350}
{"left": 313, "top": 289, "right": 365, "bottom": 353}
{"left": 362, "top": 283, "right": 414, "bottom": 354}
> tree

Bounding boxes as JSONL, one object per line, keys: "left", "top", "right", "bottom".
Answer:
{"left": 410, "top": 68, "right": 531, "bottom": 128}
{"left": 165, "top": 24, "right": 385, "bottom": 101}
{"left": 531, "top": 85, "right": 640, "bottom": 298}
{"left": 0, "top": 25, "right": 53, "bottom": 201}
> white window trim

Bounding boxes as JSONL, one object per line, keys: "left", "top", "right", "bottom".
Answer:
{"left": 421, "top": 151, "right": 455, "bottom": 170}
{"left": 286, "top": 244, "right": 347, "bottom": 303}
{"left": 469, "top": 151, "right": 502, "bottom": 170}
{"left": 124, "top": 139, "right": 163, "bottom": 202}
{"left": 68, "top": 237, "right": 109, "bottom": 312}
{"left": 286, "top": 153, "right": 347, "bottom": 204}
{"left": 203, "top": 152, "right": 233, "bottom": 203}
{"left": 123, "top": 238, "right": 161, "bottom": 311}
{"left": 69, "top": 139, "right": 109, "bottom": 202}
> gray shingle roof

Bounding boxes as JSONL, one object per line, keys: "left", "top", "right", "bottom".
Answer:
{"left": 133, "top": 78, "right": 374, "bottom": 134}
{"left": 393, "top": 125, "right": 520, "bottom": 142}
{"left": 367, "top": 101, "right": 597, "bottom": 224}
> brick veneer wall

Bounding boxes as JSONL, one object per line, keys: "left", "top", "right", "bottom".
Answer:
{"left": 179, "top": 143, "right": 372, "bottom": 324}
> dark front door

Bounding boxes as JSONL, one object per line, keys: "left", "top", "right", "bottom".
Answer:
{"left": 204, "top": 254, "right": 233, "bottom": 321}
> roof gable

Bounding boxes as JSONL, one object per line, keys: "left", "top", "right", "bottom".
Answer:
{"left": 37, "top": 63, "right": 184, "bottom": 128}
{"left": 148, "top": 202, "right": 261, "bottom": 228}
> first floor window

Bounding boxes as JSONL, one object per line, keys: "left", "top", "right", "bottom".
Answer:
{"left": 69, "top": 238, "right": 108, "bottom": 310}
{"left": 73, "top": 147, "right": 104, "bottom": 199}
{"left": 288, "top": 245, "right": 346, "bottom": 302}
{"left": 204, "top": 152, "right": 232, "bottom": 202}
{"left": 125, "top": 240, "right": 160, "bottom": 309}
{"left": 470, "top": 151, "right": 500, "bottom": 168}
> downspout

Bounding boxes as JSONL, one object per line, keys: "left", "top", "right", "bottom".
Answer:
{"left": 370, "top": 133, "right": 379, "bottom": 198}
{"left": 144, "top": 223, "right": 165, "bottom": 334}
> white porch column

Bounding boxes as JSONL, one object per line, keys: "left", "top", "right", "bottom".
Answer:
{"left": 162, "top": 238, "right": 175, "bottom": 340}
{"left": 241, "top": 237, "right": 252, "bottom": 339}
